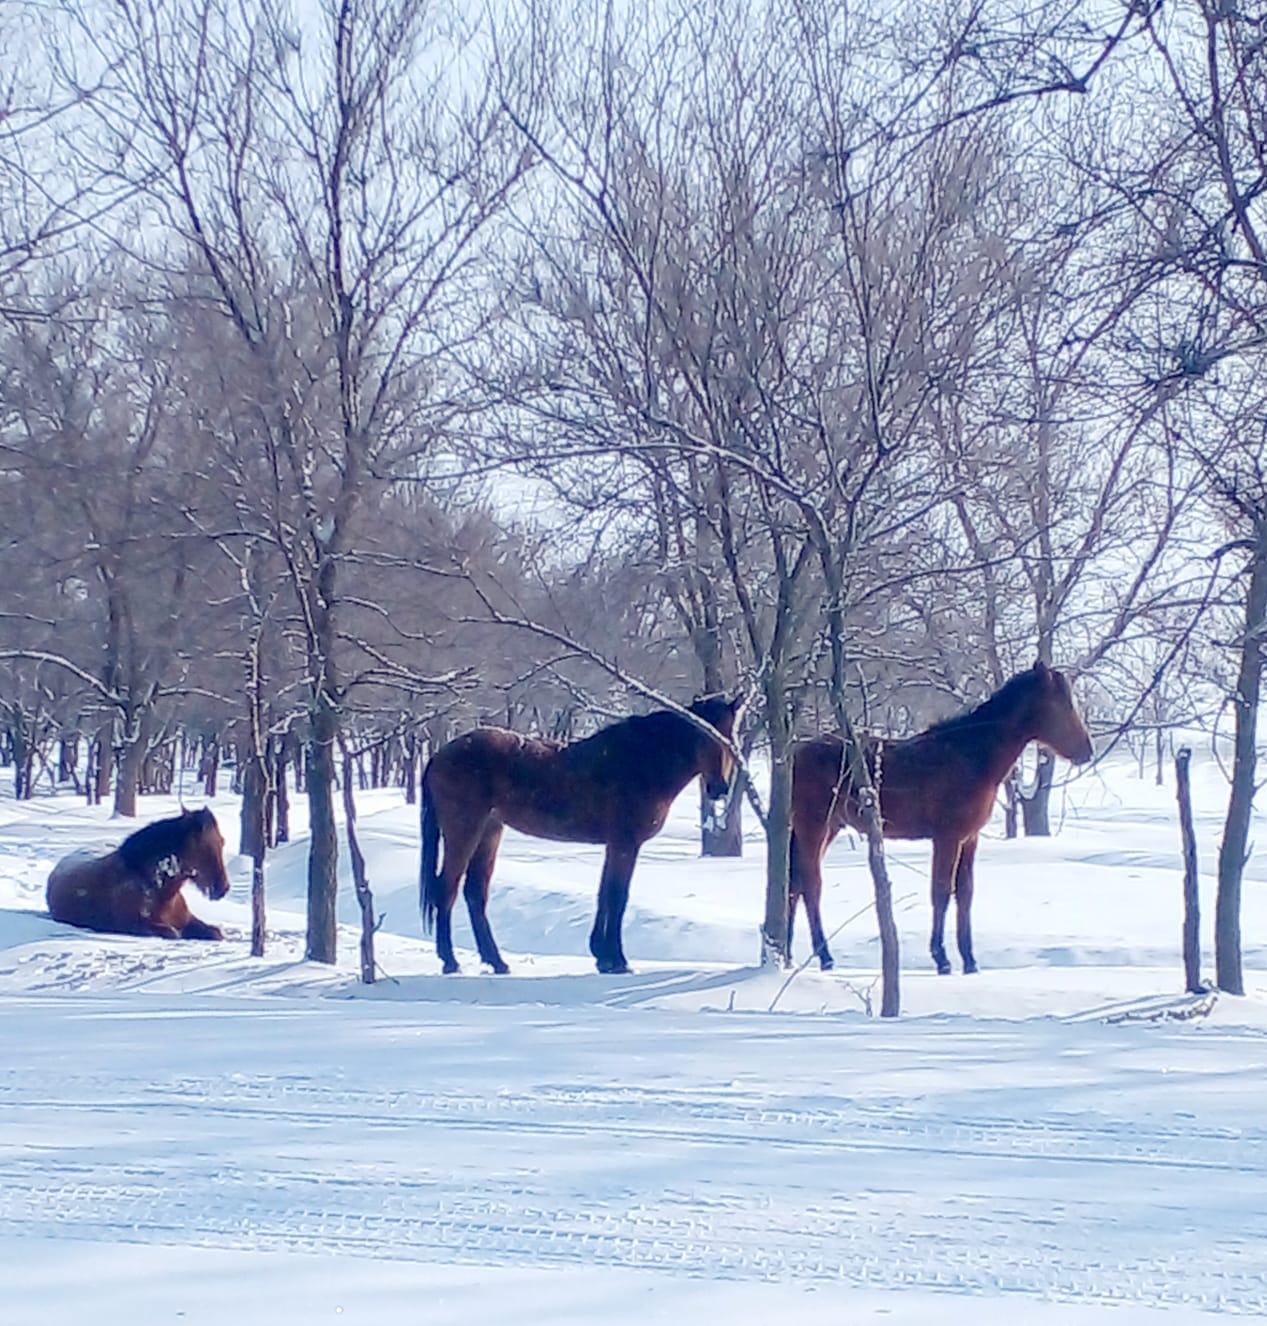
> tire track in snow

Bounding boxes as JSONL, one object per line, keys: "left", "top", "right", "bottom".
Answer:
{"left": 2, "top": 1072, "right": 1266, "bottom": 1312}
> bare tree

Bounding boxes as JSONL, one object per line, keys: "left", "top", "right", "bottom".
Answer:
{"left": 67, "top": 0, "right": 527, "bottom": 961}
{"left": 1094, "top": 0, "right": 1267, "bottom": 994}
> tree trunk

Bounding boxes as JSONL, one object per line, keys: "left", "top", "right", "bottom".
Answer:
{"left": 1215, "top": 531, "right": 1267, "bottom": 996}
{"left": 403, "top": 730, "right": 419, "bottom": 806}
{"left": 818, "top": 552, "right": 900, "bottom": 1015}
{"left": 240, "top": 753, "right": 268, "bottom": 862}
{"left": 1175, "top": 747, "right": 1202, "bottom": 995}
{"left": 273, "top": 738, "right": 291, "bottom": 843}
{"left": 113, "top": 712, "right": 146, "bottom": 817}
{"left": 251, "top": 839, "right": 267, "bottom": 959}
{"left": 9, "top": 721, "right": 30, "bottom": 800}
{"left": 761, "top": 682, "right": 793, "bottom": 967}
{"left": 202, "top": 738, "right": 220, "bottom": 798}
{"left": 341, "top": 742, "right": 376, "bottom": 984}
{"left": 861, "top": 786, "right": 900, "bottom": 1018}
{"left": 701, "top": 775, "right": 743, "bottom": 856}
{"left": 305, "top": 701, "right": 340, "bottom": 964}
{"left": 243, "top": 756, "right": 270, "bottom": 959}
{"left": 1020, "top": 747, "right": 1054, "bottom": 836}
{"left": 93, "top": 723, "right": 114, "bottom": 805}
{"left": 1003, "top": 770, "right": 1019, "bottom": 839}
{"left": 58, "top": 734, "right": 79, "bottom": 787}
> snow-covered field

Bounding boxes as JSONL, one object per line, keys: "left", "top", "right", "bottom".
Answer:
{"left": 2, "top": 749, "right": 1266, "bottom": 1323}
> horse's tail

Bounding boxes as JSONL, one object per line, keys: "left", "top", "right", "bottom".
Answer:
{"left": 420, "top": 773, "right": 441, "bottom": 937}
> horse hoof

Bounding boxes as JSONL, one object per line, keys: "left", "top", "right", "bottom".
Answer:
{"left": 492, "top": 962, "right": 510, "bottom": 975}
{"left": 963, "top": 961, "right": 978, "bottom": 975}
{"left": 820, "top": 956, "right": 834, "bottom": 971}
{"left": 936, "top": 961, "right": 952, "bottom": 976}
{"left": 442, "top": 961, "right": 460, "bottom": 975}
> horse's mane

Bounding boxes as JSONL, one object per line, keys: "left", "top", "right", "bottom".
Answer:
{"left": 919, "top": 668, "right": 1041, "bottom": 740}
{"left": 117, "top": 808, "right": 214, "bottom": 872}
{"left": 600, "top": 699, "right": 729, "bottom": 748}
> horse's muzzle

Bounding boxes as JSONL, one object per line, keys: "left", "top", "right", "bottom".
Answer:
{"left": 704, "top": 777, "right": 730, "bottom": 800}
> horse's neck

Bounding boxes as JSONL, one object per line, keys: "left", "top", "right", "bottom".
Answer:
{"left": 962, "top": 695, "right": 1039, "bottom": 784}
{"left": 570, "top": 716, "right": 704, "bottom": 796}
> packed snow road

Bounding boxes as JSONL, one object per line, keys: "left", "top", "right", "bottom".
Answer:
{"left": 3, "top": 991, "right": 1266, "bottom": 1320}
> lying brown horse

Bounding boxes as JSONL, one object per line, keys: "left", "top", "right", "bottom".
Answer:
{"left": 46, "top": 807, "right": 230, "bottom": 940}
{"left": 421, "top": 696, "right": 742, "bottom": 975}
{"left": 790, "top": 662, "right": 1093, "bottom": 974}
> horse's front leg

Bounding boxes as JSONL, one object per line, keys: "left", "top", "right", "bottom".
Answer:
{"left": 954, "top": 834, "right": 978, "bottom": 974}
{"left": 151, "top": 893, "right": 218, "bottom": 940}
{"left": 180, "top": 917, "right": 224, "bottom": 941}
{"left": 590, "top": 843, "right": 639, "bottom": 974}
{"left": 929, "top": 837, "right": 962, "bottom": 976}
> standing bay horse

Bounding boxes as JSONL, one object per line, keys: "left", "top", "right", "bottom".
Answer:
{"left": 421, "top": 696, "right": 742, "bottom": 975}
{"left": 790, "top": 662, "right": 1093, "bottom": 974}
{"left": 46, "top": 807, "right": 231, "bottom": 940}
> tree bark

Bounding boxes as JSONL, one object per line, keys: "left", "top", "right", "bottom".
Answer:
{"left": 202, "top": 738, "right": 220, "bottom": 798}
{"left": 273, "top": 738, "right": 291, "bottom": 843}
{"left": 1215, "top": 531, "right": 1267, "bottom": 996}
{"left": 1175, "top": 747, "right": 1202, "bottom": 995}
{"left": 93, "top": 723, "right": 114, "bottom": 805}
{"left": 1020, "top": 747, "right": 1055, "bottom": 836}
{"left": 113, "top": 711, "right": 145, "bottom": 817}
{"left": 305, "top": 700, "right": 340, "bottom": 964}
{"left": 701, "top": 776, "right": 744, "bottom": 857}
{"left": 58, "top": 734, "right": 80, "bottom": 789}
{"left": 1003, "top": 770, "right": 1019, "bottom": 839}
{"left": 819, "top": 553, "right": 900, "bottom": 1016}
{"left": 402, "top": 730, "right": 419, "bottom": 806}
{"left": 341, "top": 742, "right": 376, "bottom": 985}
{"left": 761, "top": 681, "right": 793, "bottom": 967}
{"left": 240, "top": 755, "right": 268, "bottom": 862}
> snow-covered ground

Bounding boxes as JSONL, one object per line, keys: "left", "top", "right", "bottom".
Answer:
{"left": 1, "top": 748, "right": 1265, "bottom": 1323}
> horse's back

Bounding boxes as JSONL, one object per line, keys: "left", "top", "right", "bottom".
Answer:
{"left": 46, "top": 848, "right": 114, "bottom": 926}
{"left": 427, "top": 727, "right": 562, "bottom": 793}
{"left": 426, "top": 725, "right": 630, "bottom": 844}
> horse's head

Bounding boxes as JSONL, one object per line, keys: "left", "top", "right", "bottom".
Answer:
{"left": 180, "top": 807, "right": 231, "bottom": 900}
{"left": 1028, "top": 661, "right": 1094, "bottom": 765}
{"left": 689, "top": 693, "right": 745, "bottom": 798}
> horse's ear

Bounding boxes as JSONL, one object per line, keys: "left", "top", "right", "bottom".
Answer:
{"left": 1033, "top": 659, "right": 1049, "bottom": 676}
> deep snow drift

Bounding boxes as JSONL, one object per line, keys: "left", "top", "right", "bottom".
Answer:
{"left": 1, "top": 747, "right": 1265, "bottom": 1323}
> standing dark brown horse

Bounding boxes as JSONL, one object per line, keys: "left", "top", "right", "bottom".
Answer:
{"left": 421, "top": 696, "right": 742, "bottom": 975}
{"left": 790, "top": 662, "right": 1093, "bottom": 975}
{"left": 46, "top": 807, "right": 231, "bottom": 940}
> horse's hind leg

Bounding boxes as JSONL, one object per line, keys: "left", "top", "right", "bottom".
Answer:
{"left": 929, "top": 837, "right": 960, "bottom": 976}
{"left": 590, "top": 843, "right": 638, "bottom": 974}
{"left": 791, "top": 829, "right": 833, "bottom": 970}
{"left": 463, "top": 823, "right": 509, "bottom": 974}
{"left": 954, "top": 834, "right": 978, "bottom": 974}
{"left": 436, "top": 827, "right": 481, "bottom": 974}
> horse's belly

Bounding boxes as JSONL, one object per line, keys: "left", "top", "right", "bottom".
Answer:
{"left": 499, "top": 805, "right": 607, "bottom": 844}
